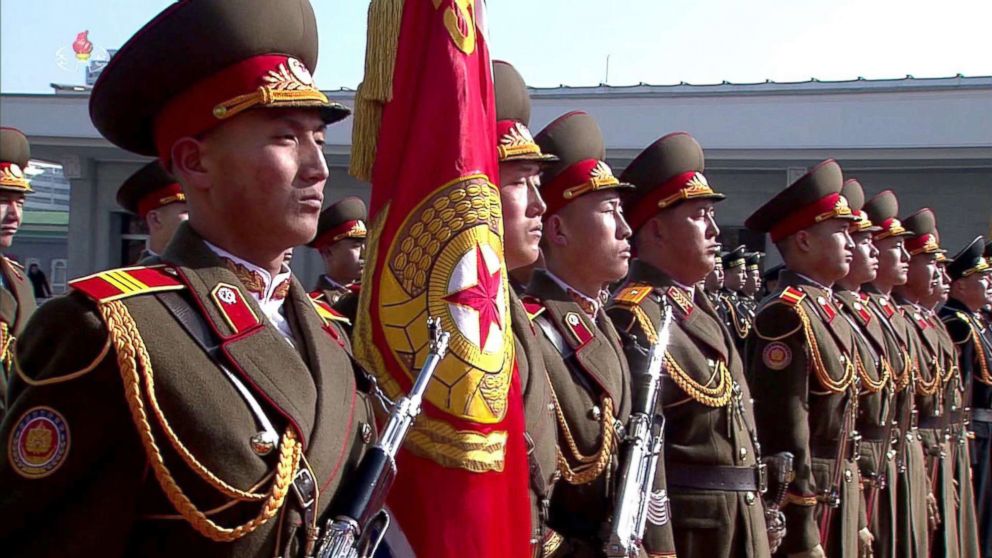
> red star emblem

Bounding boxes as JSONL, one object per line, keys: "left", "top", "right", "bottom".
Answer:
{"left": 444, "top": 244, "right": 504, "bottom": 350}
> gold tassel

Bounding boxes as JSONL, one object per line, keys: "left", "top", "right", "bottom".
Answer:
{"left": 349, "top": 0, "right": 404, "bottom": 181}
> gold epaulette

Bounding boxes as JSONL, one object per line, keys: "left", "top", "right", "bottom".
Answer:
{"left": 611, "top": 282, "right": 654, "bottom": 306}
{"left": 69, "top": 265, "right": 185, "bottom": 303}
{"left": 778, "top": 286, "right": 806, "bottom": 307}
{"left": 310, "top": 296, "right": 350, "bottom": 325}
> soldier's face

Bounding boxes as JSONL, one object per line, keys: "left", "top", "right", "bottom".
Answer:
{"left": 652, "top": 199, "right": 721, "bottom": 284}
{"left": 187, "top": 108, "right": 329, "bottom": 253}
{"left": 548, "top": 190, "right": 631, "bottom": 284}
{"left": 499, "top": 162, "right": 546, "bottom": 271}
{"left": 906, "top": 254, "right": 937, "bottom": 300}
{"left": 744, "top": 269, "right": 761, "bottom": 296}
{"left": 322, "top": 238, "right": 365, "bottom": 284}
{"left": 846, "top": 231, "right": 879, "bottom": 285}
{"left": 704, "top": 267, "right": 723, "bottom": 291}
{"left": 873, "top": 236, "right": 910, "bottom": 286}
{"left": 801, "top": 219, "right": 854, "bottom": 284}
{"left": 724, "top": 265, "right": 745, "bottom": 291}
{"left": 953, "top": 272, "right": 990, "bottom": 311}
{"left": 147, "top": 202, "right": 189, "bottom": 250}
{"left": 0, "top": 191, "right": 25, "bottom": 249}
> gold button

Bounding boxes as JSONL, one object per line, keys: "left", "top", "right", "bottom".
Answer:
{"left": 745, "top": 492, "right": 755, "bottom": 505}
{"left": 844, "top": 469, "right": 854, "bottom": 483}
{"left": 739, "top": 447, "right": 748, "bottom": 459}
{"left": 360, "top": 422, "right": 374, "bottom": 444}
{"left": 590, "top": 405, "right": 602, "bottom": 421}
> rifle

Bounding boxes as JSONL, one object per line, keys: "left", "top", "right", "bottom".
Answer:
{"left": 763, "top": 452, "right": 795, "bottom": 553}
{"left": 818, "top": 379, "right": 860, "bottom": 555}
{"left": 314, "top": 317, "right": 450, "bottom": 558}
{"left": 604, "top": 306, "right": 673, "bottom": 558}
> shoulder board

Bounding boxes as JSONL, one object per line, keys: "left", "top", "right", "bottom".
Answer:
{"left": 310, "top": 297, "right": 350, "bottom": 324}
{"left": 69, "top": 265, "right": 185, "bottom": 303}
{"left": 520, "top": 295, "right": 545, "bottom": 321}
{"left": 5, "top": 257, "right": 24, "bottom": 270}
{"left": 347, "top": 283, "right": 361, "bottom": 294}
{"left": 778, "top": 287, "right": 806, "bottom": 307}
{"left": 308, "top": 289, "right": 325, "bottom": 302}
{"left": 611, "top": 282, "right": 654, "bottom": 306}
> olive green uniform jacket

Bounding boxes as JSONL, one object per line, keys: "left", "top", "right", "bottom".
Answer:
{"left": 0, "top": 255, "right": 37, "bottom": 419}
{"left": 835, "top": 289, "right": 899, "bottom": 558}
{"left": 608, "top": 260, "right": 770, "bottom": 558}
{"left": 862, "top": 287, "right": 930, "bottom": 558}
{"left": 526, "top": 269, "right": 634, "bottom": 558}
{"left": 745, "top": 271, "right": 862, "bottom": 556}
{"left": 509, "top": 287, "right": 561, "bottom": 556}
{"left": 0, "top": 225, "right": 375, "bottom": 557}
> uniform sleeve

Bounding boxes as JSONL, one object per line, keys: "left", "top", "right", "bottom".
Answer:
{"left": 746, "top": 301, "right": 820, "bottom": 554}
{"left": 0, "top": 292, "right": 145, "bottom": 557}
{"left": 607, "top": 305, "right": 677, "bottom": 558}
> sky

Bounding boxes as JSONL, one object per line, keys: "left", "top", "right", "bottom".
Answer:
{"left": 2, "top": 0, "right": 991, "bottom": 94}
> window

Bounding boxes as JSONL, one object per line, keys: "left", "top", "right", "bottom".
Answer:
{"left": 118, "top": 212, "right": 149, "bottom": 266}
{"left": 50, "top": 259, "right": 68, "bottom": 294}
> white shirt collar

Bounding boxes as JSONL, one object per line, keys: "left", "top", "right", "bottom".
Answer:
{"left": 545, "top": 269, "right": 603, "bottom": 316}
{"left": 204, "top": 241, "right": 295, "bottom": 342}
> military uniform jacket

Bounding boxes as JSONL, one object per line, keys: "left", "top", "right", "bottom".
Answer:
{"left": 311, "top": 274, "right": 352, "bottom": 306}
{"left": 0, "top": 225, "right": 374, "bottom": 558}
{"left": 0, "top": 255, "right": 37, "bottom": 419}
{"left": 718, "top": 289, "right": 752, "bottom": 349}
{"left": 862, "top": 287, "right": 931, "bottom": 558}
{"left": 897, "top": 297, "right": 946, "bottom": 428}
{"left": 746, "top": 271, "right": 862, "bottom": 555}
{"left": 607, "top": 260, "right": 769, "bottom": 558}
{"left": 509, "top": 287, "right": 560, "bottom": 552}
{"left": 525, "top": 269, "right": 633, "bottom": 554}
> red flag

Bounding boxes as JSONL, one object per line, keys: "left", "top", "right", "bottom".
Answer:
{"left": 351, "top": 1, "right": 532, "bottom": 557}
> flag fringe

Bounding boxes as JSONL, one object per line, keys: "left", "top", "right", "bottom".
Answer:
{"left": 349, "top": 0, "right": 404, "bottom": 180}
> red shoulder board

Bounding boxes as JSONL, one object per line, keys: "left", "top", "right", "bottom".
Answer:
{"left": 69, "top": 265, "right": 185, "bottom": 303}
{"left": 520, "top": 295, "right": 545, "bottom": 321}
{"left": 913, "top": 310, "right": 929, "bottom": 330}
{"left": 310, "top": 297, "right": 350, "bottom": 324}
{"left": 308, "top": 290, "right": 325, "bottom": 301}
{"left": 347, "top": 282, "right": 361, "bottom": 294}
{"left": 778, "top": 287, "right": 806, "bottom": 307}
{"left": 665, "top": 287, "right": 694, "bottom": 317}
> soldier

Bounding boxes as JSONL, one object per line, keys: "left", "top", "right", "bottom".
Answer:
{"left": 0, "top": 127, "right": 37, "bottom": 418}
{"left": 607, "top": 131, "right": 772, "bottom": 557}
{"left": 493, "top": 59, "right": 561, "bottom": 556}
{"left": 703, "top": 252, "right": 725, "bottom": 310}
{"left": 719, "top": 245, "right": 752, "bottom": 351}
{"left": 306, "top": 196, "right": 367, "bottom": 305}
{"left": 763, "top": 263, "right": 785, "bottom": 299}
{"left": 862, "top": 190, "right": 933, "bottom": 558}
{"left": 893, "top": 209, "right": 961, "bottom": 558}
{"left": 742, "top": 251, "right": 764, "bottom": 310}
{"left": 832, "top": 179, "right": 896, "bottom": 558}
{"left": 744, "top": 160, "right": 872, "bottom": 558}
{"left": 938, "top": 237, "right": 992, "bottom": 558}
{"left": 116, "top": 161, "right": 189, "bottom": 263}
{"left": 0, "top": 1, "right": 376, "bottom": 555}
{"left": 525, "top": 110, "right": 634, "bottom": 557}
{"left": 922, "top": 229, "right": 982, "bottom": 558}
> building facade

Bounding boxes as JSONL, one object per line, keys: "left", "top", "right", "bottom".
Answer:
{"left": 1, "top": 74, "right": 989, "bottom": 284}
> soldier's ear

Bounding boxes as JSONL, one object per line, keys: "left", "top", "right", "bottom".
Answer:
{"left": 793, "top": 229, "right": 813, "bottom": 254}
{"left": 170, "top": 137, "right": 209, "bottom": 193}
{"left": 544, "top": 214, "right": 568, "bottom": 247}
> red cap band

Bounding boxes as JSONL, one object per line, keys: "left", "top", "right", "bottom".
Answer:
{"left": 627, "top": 171, "right": 718, "bottom": 231}
{"left": 154, "top": 55, "right": 327, "bottom": 163}
{"left": 543, "top": 158, "right": 620, "bottom": 216}
{"left": 769, "top": 192, "right": 852, "bottom": 242}
{"left": 136, "top": 182, "right": 185, "bottom": 218}
{"left": 312, "top": 219, "right": 367, "bottom": 250}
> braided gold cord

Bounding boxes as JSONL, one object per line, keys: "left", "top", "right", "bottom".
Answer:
{"left": 890, "top": 349, "right": 913, "bottom": 391}
{"left": 858, "top": 352, "right": 890, "bottom": 393}
{"left": 795, "top": 305, "right": 855, "bottom": 393}
{"left": 0, "top": 322, "right": 12, "bottom": 373}
{"left": 665, "top": 353, "right": 732, "bottom": 407}
{"left": 915, "top": 354, "right": 941, "bottom": 397}
{"left": 100, "top": 300, "right": 301, "bottom": 542}
{"left": 970, "top": 326, "right": 992, "bottom": 386}
{"left": 545, "top": 369, "right": 616, "bottom": 485}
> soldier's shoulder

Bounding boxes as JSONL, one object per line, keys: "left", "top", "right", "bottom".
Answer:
{"left": 69, "top": 264, "right": 185, "bottom": 304}
{"left": 519, "top": 294, "right": 546, "bottom": 321}
{"left": 308, "top": 293, "right": 351, "bottom": 324}
{"left": 938, "top": 308, "right": 974, "bottom": 344}
{"left": 5, "top": 256, "right": 24, "bottom": 271}
{"left": 753, "top": 288, "right": 804, "bottom": 340}
{"left": 609, "top": 282, "right": 656, "bottom": 308}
